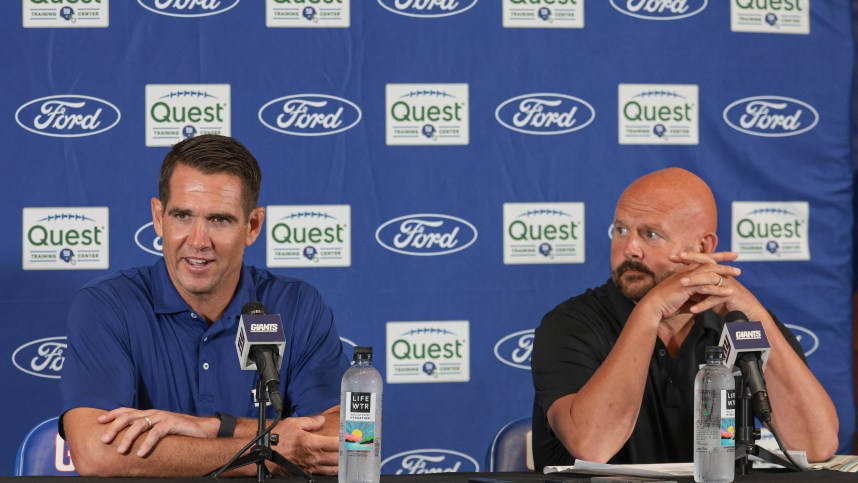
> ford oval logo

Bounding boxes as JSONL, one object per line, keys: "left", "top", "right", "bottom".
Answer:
{"left": 137, "top": 0, "right": 240, "bottom": 17}
{"left": 376, "top": 214, "right": 477, "bottom": 256}
{"left": 785, "top": 324, "right": 819, "bottom": 357}
{"left": 16, "top": 95, "right": 121, "bottom": 138}
{"left": 258, "top": 94, "right": 362, "bottom": 136}
{"left": 12, "top": 336, "right": 67, "bottom": 379}
{"left": 494, "top": 329, "right": 534, "bottom": 370}
{"left": 377, "top": 0, "right": 478, "bottom": 18}
{"left": 496, "top": 93, "right": 595, "bottom": 135}
{"left": 381, "top": 449, "right": 479, "bottom": 474}
{"left": 135, "top": 222, "right": 163, "bottom": 256}
{"left": 609, "top": 0, "right": 707, "bottom": 20}
{"left": 723, "top": 96, "right": 819, "bottom": 137}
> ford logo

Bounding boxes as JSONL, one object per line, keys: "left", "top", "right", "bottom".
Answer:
{"left": 135, "top": 222, "right": 163, "bottom": 256}
{"left": 494, "top": 329, "right": 534, "bottom": 370}
{"left": 377, "top": 0, "right": 479, "bottom": 18}
{"left": 785, "top": 324, "right": 819, "bottom": 357}
{"left": 496, "top": 93, "right": 595, "bottom": 135}
{"left": 376, "top": 214, "right": 477, "bottom": 256}
{"left": 137, "top": 0, "right": 240, "bottom": 17}
{"left": 258, "top": 94, "right": 362, "bottom": 136}
{"left": 16, "top": 95, "right": 121, "bottom": 138}
{"left": 723, "top": 96, "right": 819, "bottom": 137}
{"left": 13, "top": 336, "right": 67, "bottom": 379}
{"left": 609, "top": 0, "right": 707, "bottom": 20}
{"left": 381, "top": 449, "right": 479, "bottom": 474}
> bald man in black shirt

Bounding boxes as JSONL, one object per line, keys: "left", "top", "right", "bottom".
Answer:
{"left": 531, "top": 168, "right": 838, "bottom": 469}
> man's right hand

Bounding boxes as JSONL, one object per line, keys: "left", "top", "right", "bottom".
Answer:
{"left": 271, "top": 415, "right": 339, "bottom": 476}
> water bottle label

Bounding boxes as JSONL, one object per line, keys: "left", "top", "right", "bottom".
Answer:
{"left": 720, "top": 389, "right": 736, "bottom": 447}
{"left": 344, "top": 391, "right": 377, "bottom": 451}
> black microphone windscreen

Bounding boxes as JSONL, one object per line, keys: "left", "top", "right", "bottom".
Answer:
{"left": 725, "top": 310, "right": 749, "bottom": 323}
{"left": 241, "top": 301, "right": 267, "bottom": 315}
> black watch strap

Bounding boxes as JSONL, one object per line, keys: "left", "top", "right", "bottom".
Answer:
{"left": 215, "top": 412, "right": 237, "bottom": 438}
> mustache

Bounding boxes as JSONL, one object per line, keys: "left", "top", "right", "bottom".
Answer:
{"left": 613, "top": 260, "right": 655, "bottom": 279}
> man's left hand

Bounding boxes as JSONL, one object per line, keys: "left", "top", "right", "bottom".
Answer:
{"left": 97, "top": 407, "right": 219, "bottom": 456}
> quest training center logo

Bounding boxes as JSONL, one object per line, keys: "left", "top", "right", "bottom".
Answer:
{"left": 266, "top": 205, "right": 351, "bottom": 268}
{"left": 377, "top": 0, "right": 478, "bottom": 18}
{"left": 386, "top": 84, "right": 469, "bottom": 146}
{"left": 495, "top": 93, "right": 595, "bottom": 135}
{"left": 731, "top": 0, "right": 809, "bottom": 35}
{"left": 503, "top": 203, "right": 585, "bottom": 265}
{"left": 386, "top": 321, "right": 470, "bottom": 384}
{"left": 16, "top": 95, "right": 120, "bottom": 138}
{"left": 13, "top": 336, "right": 67, "bottom": 379}
{"left": 376, "top": 214, "right": 477, "bottom": 256}
{"left": 23, "top": 0, "right": 110, "bottom": 28}
{"left": 609, "top": 0, "right": 707, "bottom": 20}
{"left": 258, "top": 94, "right": 361, "bottom": 136}
{"left": 723, "top": 96, "right": 818, "bottom": 138}
{"left": 145, "top": 84, "right": 231, "bottom": 147}
{"left": 137, "top": 0, "right": 240, "bottom": 17}
{"left": 494, "top": 329, "right": 535, "bottom": 370}
{"left": 23, "top": 207, "right": 109, "bottom": 270}
{"left": 266, "top": 0, "right": 350, "bottom": 27}
{"left": 381, "top": 449, "right": 480, "bottom": 474}
{"left": 502, "top": 0, "right": 584, "bottom": 28}
{"left": 618, "top": 84, "right": 698, "bottom": 145}
{"left": 731, "top": 202, "right": 809, "bottom": 261}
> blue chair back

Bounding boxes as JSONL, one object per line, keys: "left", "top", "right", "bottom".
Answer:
{"left": 487, "top": 416, "right": 534, "bottom": 472}
{"left": 15, "top": 416, "right": 78, "bottom": 476}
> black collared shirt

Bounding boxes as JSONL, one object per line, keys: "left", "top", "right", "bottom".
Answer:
{"left": 531, "top": 279, "right": 804, "bottom": 470}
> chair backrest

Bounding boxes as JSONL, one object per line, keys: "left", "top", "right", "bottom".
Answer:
{"left": 487, "top": 416, "right": 534, "bottom": 472}
{"left": 15, "top": 416, "right": 78, "bottom": 476}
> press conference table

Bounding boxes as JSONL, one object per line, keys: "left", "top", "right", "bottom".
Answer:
{"left": 6, "top": 470, "right": 857, "bottom": 482}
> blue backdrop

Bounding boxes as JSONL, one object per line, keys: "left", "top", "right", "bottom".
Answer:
{"left": 2, "top": 0, "right": 854, "bottom": 475}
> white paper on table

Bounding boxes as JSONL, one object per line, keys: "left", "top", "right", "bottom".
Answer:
{"left": 544, "top": 459, "right": 694, "bottom": 478}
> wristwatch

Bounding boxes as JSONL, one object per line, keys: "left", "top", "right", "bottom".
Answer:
{"left": 215, "top": 412, "right": 237, "bottom": 438}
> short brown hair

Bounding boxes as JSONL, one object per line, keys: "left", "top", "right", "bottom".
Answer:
{"left": 158, "top": 134, "right": 262, "bottom": 217}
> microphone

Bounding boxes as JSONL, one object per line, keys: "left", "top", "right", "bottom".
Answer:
{"left": 235, "top": 301, "right": 286, "bottom": 414}
{"left": 719, "top": 310, "right": 772, "bottom": 423}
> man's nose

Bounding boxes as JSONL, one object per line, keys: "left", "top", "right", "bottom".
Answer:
{"left": 188, "top": 220, "right": 210, "bottom": 250}
{"left": 622, "top": 233, "right": 643, "bottom": 259}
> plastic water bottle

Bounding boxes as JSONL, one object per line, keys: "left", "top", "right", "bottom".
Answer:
{"left": 339, "top": 346, "right": 382, "bottom": 483}
{"left": 694, "top": 346, "right": 735, "bottom": 483}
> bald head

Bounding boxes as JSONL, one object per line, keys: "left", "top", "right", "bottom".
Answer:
{"left": 618, "top": 167, "right": 717, "bottom": 234}
{"left": 610, "top": 168, "right": 719, "bottom": 300}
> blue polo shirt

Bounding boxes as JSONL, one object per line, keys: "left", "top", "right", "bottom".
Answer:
{"left": 60, "top": 258, "right": 349, "bottom": 429}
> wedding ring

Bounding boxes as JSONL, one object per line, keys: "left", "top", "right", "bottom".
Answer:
{"left": 716, "top": 275, "right": 724, "bottom": 287}
{"left": 143, "top": 416, "right": 153, "bottom": 430}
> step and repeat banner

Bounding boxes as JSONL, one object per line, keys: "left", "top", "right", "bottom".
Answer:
{"left": 1, "top": 0, "right": 855, "bottom": 475}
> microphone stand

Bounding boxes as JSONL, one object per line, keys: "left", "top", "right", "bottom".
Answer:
{"left": 733, "top": 377, "right": 802, "bottom": 474}
{"left": 213, "top": 379, "right": 314, "bottom": 482}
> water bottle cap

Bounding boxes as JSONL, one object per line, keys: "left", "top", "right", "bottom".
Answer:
{"left": 353, "top": 346, "right": 373, "bottom": 361}
{"left": 705, "top": 345, "right": 724, "bottom": 362}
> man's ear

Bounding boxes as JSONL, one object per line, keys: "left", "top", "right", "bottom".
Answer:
{"left": 151, "top": 198, "right": 164, "bottom": 237}
{"left": 245, "top": 206, "right": 265, "bottom": 246}
{"left": 700, "top": 232, "right": 718, "bottom": 254}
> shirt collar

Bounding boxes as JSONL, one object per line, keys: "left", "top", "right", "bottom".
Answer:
{"left": 151, "top": 258, "right": 256, "bottom": 327}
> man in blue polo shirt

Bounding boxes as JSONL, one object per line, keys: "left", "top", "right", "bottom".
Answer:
{"left": 60, "top": 135, "right": 350, "bottom": 477}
